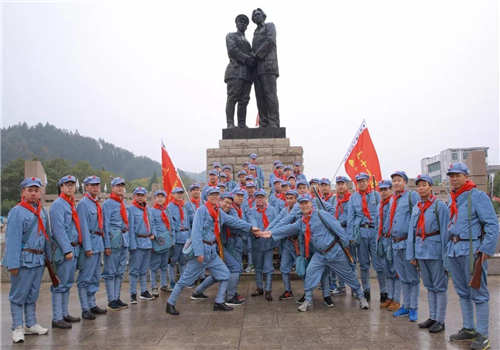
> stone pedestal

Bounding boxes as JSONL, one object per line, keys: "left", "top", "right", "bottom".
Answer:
{"left": 206, "top": 138, "right": 304, "bottom": 182}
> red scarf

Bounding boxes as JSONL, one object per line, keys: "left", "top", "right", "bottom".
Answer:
{"left": 18, "top": 198, "right": 49, "bottom": 241}
{"left": 84, "top": 193, "right": 103, "bottom": 231}
{"left": 323, "top": 192, "right": 334, "bottom": 202}
{"left": 335, "top": 191, "right": 351, "bottom": 219}
{"left": 59, "top": 193, "right": 82, "bottom": 244}
{"left": 302, "top": 209, "right": 313, "bottom": 257}
{"left": 208, "top": 180, "right": 218, "bottom": 187}
{"left": 109, "top": 192, "right": 129, "bottom": 229}
{"left": 131, "top": 200, "right": 150, "bottom": 232}
{"left": 171, "top": 198, "right": 185, "bottom": 224}
{"left": 378, "top": 197, "right": 391, "bottom": 237}
{"left": 358, "top": 189, "right": 372, "bottom": 223}
{"left": 153, "top": 203, "right": 171, "bottom": 231}
{"left": 275, "top": 192, "right": 286, "bottom": 201}
{"left": 449, "top": 180, "right": 477, "bottom": 224}
{"left": 389, "top": 191, "right": 404, "bottom": 233}
{"left": 293, "top": 171, "right": 301, "bottom": 177}
{"left": 233, "top": 203, "right": 243, "bottom": 218}
{"left": 273, "top": 170, "right": 286, "bottom": 181}
{"left": 191, "top": 197, "right": 201, "bottom": 209}
{"left": 205, "top": 202, "right": 224, "bottom": 259}
{"left": 416, "top": 195, "right": 436, "bottom": 240}
{"left": 256, "top": 205, "right": 270, "bottom": 229}
{"left": 248, "top": 197, "right": 255, "bottom": 209}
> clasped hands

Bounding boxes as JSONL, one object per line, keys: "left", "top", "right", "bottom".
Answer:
{"left": 250, "top": 227, "right": 272, "bottom": 239}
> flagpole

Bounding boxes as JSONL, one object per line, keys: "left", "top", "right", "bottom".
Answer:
{"left": 331, "top": 119, "right": 366, "bottom": 183}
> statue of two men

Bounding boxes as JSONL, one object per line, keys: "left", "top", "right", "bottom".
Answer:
{"left": 224, "top": 8, "right": 280, "bottom": 129}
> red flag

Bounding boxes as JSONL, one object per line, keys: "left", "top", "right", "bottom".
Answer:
{"left": 492, "top": 195, "right": 500, "bottom": 203}
{"left": 161, "top": 140, "right": 182, "bottom": 202}
{"left": 255, "top": 112, "right": 260, "bottom": 127}
{"left": 343, "top": 120, "right": 382, "bottom": 190}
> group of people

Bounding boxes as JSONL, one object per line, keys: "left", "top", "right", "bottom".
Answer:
{"left": 3, "top": 153, "right": 499, "bottom": 350}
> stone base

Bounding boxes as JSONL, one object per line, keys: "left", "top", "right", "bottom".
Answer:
{"left": 206, "top": 137, "right": 304, "bottom": 183}
{"left": 222, "top": 127, "right": 286, "bottom": 139}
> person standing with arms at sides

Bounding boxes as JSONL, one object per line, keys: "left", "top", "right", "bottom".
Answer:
{"left": 445, "top": 163, "right": 498, "bottom": 350}
{"left": 222, "top": 166, "right": 237, "bottom": 191}
{"left": 320, "top": 178, "right": 334, "bottom": 205}
{"left": 202, "top": 170, "right": 220, "bottom": 201}
{"left": 50, "top": 175, "right": 89, "bottom": 328}
{"left": 388, "top": 171, "right": 421, "bottom": 321}
{"left": 150, "top": 190, "right": 175, "bottom": 296}
{"left": 187, "top": 183, "right": 204, "bottom": 225}
{"left": 249, "top": 153, "right": 265, "bottom": 185}
{"left": 167, "top": 187, "right": 190, "bottom": 289}
{"left": 376, "top": 180, "right": 402, "bottom": 311}
{"left": 3, "top": 177, "right": 51, "bottom": 342}
{"left": 347, "top": 172, "right": 386, "bottom": 303}
{"left": 102, "top": 177, "right": 130, "bottom": 311}
{"left": 293, "top": 161, "right": 306, "bottom": 181}
{"left": 250, "top": 190, "right": 277, "bottom": 301}
{"left": 406, "top": 175, "right": 449, "bottom": 333}
{"left": 76, "top": 176, "right": 108, "bottom": 320}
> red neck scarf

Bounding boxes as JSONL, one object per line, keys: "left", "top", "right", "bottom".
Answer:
{"left": 378, "top": 197, "right": 391, "bottom": 237}
{"left": 273, "top": 170, "right": 286, "bottom": 181}
{"left": 294, "top": 170, "right": 301, "bottom": 176}
{"left": 153, "top": 203, "right": 171, "bottom": 231}
{"left": 248, "top": 197, "right": 255, "bottom": 208}
{"left": 233, "top": 203, "right": 243, "bottom": 218}
{"left": 208, "top": 180, "right": 218, "bottom": 187}
{"left": 18, "top": 198, "right": 49, "bottom": 241}
{"left": 204, "top": 202, "right": 224, "bottom": 259}
{"left": 191, "top": 197, "right": 201, "bottom": 209}
{"left": 358, "top": 189, "right": 372, "bottom": 222}
{"left": 416, "top": 195, "right": 436, "bottom": 240}
{"left": 389, "top": 190, "right": 405, "bottom": 233}
{"left": 323, "top": 192, "right": 334, "bottom": 202}
{"left": 59, "top": 193, "right": 82, "bottom": 244}
{"left": 84, "top": 193, "right": 103, "bottom": 231}
{"left": 109, "top": 192, "right": 129, "bottom": 229}
{"left": 302, "top": 210, "right": 314, "bottom": 257}
{"left": 256, "top": 205, "right": 269, "bottom": 229}
{"left": 335, "top": 191, "right": 351, "bottom": 219}
{"left": 275, "top": 192, "right": 286, "bottom": 201}
{"left": 450, "top": 180, "right": 477, "bottom": 224}
{"left": 131, "top": 200, "right": 150, "bottom": 232}
{"left": 171, "top": 198, "right": 185, "bottom": 224}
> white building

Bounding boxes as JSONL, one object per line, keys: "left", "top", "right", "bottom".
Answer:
{"left": 421, "top": 147, "right": 489, "bottom": 185}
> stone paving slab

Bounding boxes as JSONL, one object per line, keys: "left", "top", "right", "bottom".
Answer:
{"left": 1, "top": 277, "right": 499, "bottom": 349}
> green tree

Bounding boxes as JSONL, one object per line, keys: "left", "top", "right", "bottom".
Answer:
{"left": 1, "top": 158, "right": 25, "bottom": 215}
{"left": 42, "top": 158, "right": 72, "bottom": 194}
{"left": 490, "top": 171, "right": 500, "bottom": 214}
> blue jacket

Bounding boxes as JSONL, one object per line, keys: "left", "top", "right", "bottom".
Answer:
{"left": 406, "top": 199, "right": 449, "bottom": 261}
{"left": 347, "top": 191, "right": 381, "bottom": 240}
{"left": 76, "top": 195, "right": 106, "bottom": 253}
{"left": 332, "top": 194, "right": 350, "bottom": 228}
{"left": 251, "top": 205, "right": 277, "bottom": 250}
{"left": 268, "top": 192, "right": 286, "bottom": 213}
{"left": 186, "top": 200, "right": 202, "bottom": 227}
{"left": 127, "top": 204, "right": 156, "bottom": 250}
{"left": 3, "top": 203, "right": 51, "bottom": 269}
{"left": 446, "top": 188, "right": 499, "bottom": 257}
{"left": 389, "top": 189, "right": 420, "bottom": 250}
{"left": 168, "top": 201, "right": 191, "bottom": 244}
{"left": 201, "top": 183, "right": 219, "bottom": 201}
{"left": 102, "top": 197, "right": 130, "bottom": 248}
{"left": 151, "top": 205, "right": 175, "bottom": 251}
{"left": 269, "top": 198, "right": 335, "bottom": 231}
{"left": 270, "top": 206, "right": 298, "bottom": 252}
{"left": 293, "top": 171, "right": 307, "bottom": 182}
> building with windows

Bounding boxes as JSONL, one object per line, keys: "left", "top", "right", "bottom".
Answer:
{"left": 421, "top": 147, "right": 488, "bottom": 185}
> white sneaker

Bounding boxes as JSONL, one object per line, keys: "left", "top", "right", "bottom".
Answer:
{"left": 25, "top": 323, "right": 49, "bottom": 335}
{"left": 12, "top": 326, "right": 25, "bottom": 343}
{"left": 298, "top": 300, "right": 314, "bottom": 312}
{"left": 359, "top": 297, "right": 370, "bottom": 309}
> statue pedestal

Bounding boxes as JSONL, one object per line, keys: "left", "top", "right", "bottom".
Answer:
{"left": 206, "top": 136, "right": 304, "bottom": 183}
{"left": 222, "top": 127, "right": 286, "bottom": 139}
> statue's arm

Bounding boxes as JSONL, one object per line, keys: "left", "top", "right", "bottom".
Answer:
{"left": 226, "top": 34, "right": 251, "bottom": 65}
{"left": 254, "top": 23, "right": 276, "bottom": 60}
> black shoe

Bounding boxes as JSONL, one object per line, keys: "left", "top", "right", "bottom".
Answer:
{"left": 81, "top": 310, "right": 95, "bottom": 320}
{"left": 214, "top": 302, "right": 233, "bottom": 311}
{"left": 279, "top": 291, "right": 294, "bottom": 301}
{"left": 450, "top": 327, "right": 476, "bottom": 342}
{"left": 191, "top": 292, "right": 209, "bottom": 300}
{"left": 296, "top": 294, "right": 306, "bottom": 304}
{"left": 429, "top": 322, "right": 445, "bottom": 333}
{"left": 364, "top": 290, "right": 371, "bottom": 301}
{"left": 251, "top": 288, "right": 264, "bottom": 297}
{"left": 52, "top": 319, "right": 72, "bottom": 329}
{"left": 130, "top": 294, "right": 137, "bottom": 304}
{"left": 90, "top": 306, "right": 108, "bottom": 314}
{"left": 166, "top": 303, "right": 179, "bottom": 315}
{"left": 63, "top": 314, "right": 81, "bottom": 323}
{"left": 418, "top": 318, "right": 436, "bottom": 329}
{"left": 471, "top": 333, "right": 490, "bottom": 350}
{"left": 107, "top": 300, "right": 120, "bottom": 311}
{"left": 323, "top": 296, "right": 335, "bottom": 308}
{"left": 140, "top": 291, "right": 154, "bottom": 301}
{"left": 265, "top": 291, "right": 273, "bottom": 301}
{"left": 226, "top": 297, "right": 244, "bottom": 306}
{"left": 380, "top": 292, "right": 388, "bottom": 303}
{"left": 116, "top": 299, "right": 128, "bottom": 309}
{"left": 227, "top": 123, "right": 237, "bottom": 129}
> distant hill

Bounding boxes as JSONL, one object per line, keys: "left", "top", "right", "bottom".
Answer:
{"left": 1, "top": 123, "right": 161, "bottom": 180}
{"left": 182, "top": 170, "right": 206, "bottom": 183}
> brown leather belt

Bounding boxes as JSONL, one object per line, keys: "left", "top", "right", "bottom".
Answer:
{"left": 450, "top": 236, "right": 478, "bottom": 244}
{"left": 319, "top": 241, "right": 337, "bottom": 255}
{"left": 91, "top": 230, "right": 104, "bottom": 237}
{"left": 341, "top": 223, "right": 347, "bottom": 228}
{"left": 70, "top": 242, "right": 79, "bottom": 247}
{"left": 180, "top": 228, "right": 189, "bottom": 231}
{"left": 22, "top": 248, "right": 44, "bottom": 255}
{"left": 416, "top": 231, "right": 440, "bottom": 239}
{"left": 203, "top": 240, "right": 216, "bottom": 246}
{"left": 380, "top": 232, "right": 391, "bottom": 238}
{"left": 392, "top": 235, "right": 407, "bottom": 243}
{"left": 360, "top": 224, "right": 375, "bottom": 229}
{"left": 121, "top": 228, "right": 128, "bottom": 233}
{"left": 137, "top": 234, "right": 150, "bottom": 238}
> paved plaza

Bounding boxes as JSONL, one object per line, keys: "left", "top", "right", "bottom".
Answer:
{"left": 1, "top": 277, "right": 499, "bottom": 350}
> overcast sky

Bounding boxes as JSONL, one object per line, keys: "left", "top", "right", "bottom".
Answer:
{"left": 3, "top": 0, "right": 499, "bottom": 180}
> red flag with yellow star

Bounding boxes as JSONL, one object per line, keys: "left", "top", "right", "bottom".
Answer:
{"left": 161, "top": 140, "right": 182, "bottom": 202}
{"left": 343, "top": 120, "right": 382, "bottom": 190}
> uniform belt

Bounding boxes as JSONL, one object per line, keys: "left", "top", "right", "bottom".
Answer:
{"left": 341, "top": 223, "right": 347, "bottom": 228}
{"left": 70, "top": 242, "right": 79, "bottom": 247}
{"left": 392, "top": 235, "right": 407, "bottom": 243}
{"left": 137, "top": 234, "right": 150, "bottom": 238}
{"left": 203, "top": 240, "right": 216, "bottom": 246}
{"left": 380, "top": 232, "right": 391, "bottom": 238}
{"left": 121, "top": 228, "right": 128, "bottom": 233}
{"left": 91, "top": 230, "right": 104, "bottom": 237}
{"left": 416, "top": 231, "right": 440, "bottom": 238}
{"left": 319, "top": 241, "right": 337, "bottom": 255}
{"left": 22, "top": 248, "right": 44, "bottom": 255}
{"left": 180, "top": 228, "right": 189, "bottom": 231}
{"left": 360, "top": 224, "right": 375, "bottom": 229}
{"left": 450, "top": 236, "right": 478, "bottom": 244}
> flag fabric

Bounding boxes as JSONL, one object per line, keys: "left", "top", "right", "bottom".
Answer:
{"left": 161, "top": 140, "right": 182, "bottom": 202}
{"left": 255, "top": 112, "right": 260, "bottom": 127}
{"left": 343, "top": 120, "right": 382, "bottom": 190}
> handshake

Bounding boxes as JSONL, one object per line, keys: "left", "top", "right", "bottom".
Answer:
{"left": 246, "top": 52, "right": 257, "bottom": 67}
{"left": 250, "top": 227, "right": 272, "bottom": 239}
